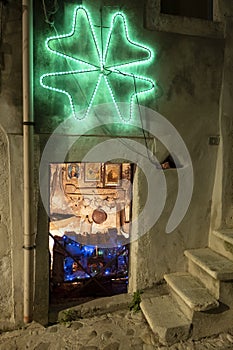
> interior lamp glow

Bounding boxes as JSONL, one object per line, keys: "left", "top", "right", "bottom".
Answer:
{"left": 40, "top": 5, "right": 156, "bottom": 122}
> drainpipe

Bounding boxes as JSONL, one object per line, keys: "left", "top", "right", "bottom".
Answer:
{"left": 22, "top": 0, "right": 34, "bottom": 324}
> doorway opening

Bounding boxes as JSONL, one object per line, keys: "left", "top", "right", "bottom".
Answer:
{"left": 49, "top": 162, "right": 133, "bottom": 306}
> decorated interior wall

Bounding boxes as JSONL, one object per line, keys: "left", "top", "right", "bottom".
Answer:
{"left": 48, "top": 162, "right": 132, "bottom": 284}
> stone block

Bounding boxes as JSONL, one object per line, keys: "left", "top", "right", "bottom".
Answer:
{"left": 164, "top": 272, "right": 219, "bottom": 311}
{"left": 188, "top": 259, "right": 220, "bottom": 299}
{"left": 58, "top": 293, "right": 132, "bottom": 322}
{"left": 209, "top": 230, "right": 233, "bottom": 262}
{"left": 140, "top": 295, "right": 191, "bottom": 345}
{"left": 184, "top": 248, "right": 233, "bottom": 280}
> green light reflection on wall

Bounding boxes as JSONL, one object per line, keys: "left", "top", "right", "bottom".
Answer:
{"left": 40, "top": 5, "right": 156, "bottom": 122}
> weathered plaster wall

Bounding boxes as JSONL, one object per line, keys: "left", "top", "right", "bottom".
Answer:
{"left": 34, "top": 0, "right": 225, "bottom": 299}
{"left": 0, "top": 0, "right": 231, "bottom": 328}
{"left": 8, "top": 134, "right": 24, "bottom": 327}
{"left": 0, "top": 2, "right": 22, "bottom": 134}
{"left": 0, "top": 128, "right": 13, "bottom": 328}
{"left": 210, "top": 18, "right": 233, "bottom": 230}
{"left": 0, "top": 1, "right": 24, "bottom": 328}
{"left": 141, "top": 30, "right": 223, "bottom": 286}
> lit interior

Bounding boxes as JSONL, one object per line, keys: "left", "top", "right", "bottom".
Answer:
{"left": 49, "top": 162, "right": 132, "bottom": 288}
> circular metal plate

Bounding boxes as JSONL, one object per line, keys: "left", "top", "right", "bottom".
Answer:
{"left": 92, "top": 208, "right": 108, "bottom": 224}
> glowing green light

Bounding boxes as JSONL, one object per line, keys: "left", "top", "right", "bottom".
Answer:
{"left": 40, "top": 5, "right": 156, "bottom": 122}
{"left": 84, "top": 73, "right": 103, "bottom": 119}
{"left": 45, "top": 6, "right": 101, "bottom": 69}
{"left": 104, "top": 75, "right": 123, "bottom": 120}
{"left": 103, "top": 12, "right": 154, "bottom": 69}
{"left": 40, "top": 68, "right": 99, "bottom": 119}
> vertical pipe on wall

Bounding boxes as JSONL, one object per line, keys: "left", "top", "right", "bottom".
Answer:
{"left": 22, "top": 0, "right": 34, "bottom": 324}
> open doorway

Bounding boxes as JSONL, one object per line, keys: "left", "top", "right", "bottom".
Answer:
{"left": 49, "top": 162, "right": 133, "bottom": 305}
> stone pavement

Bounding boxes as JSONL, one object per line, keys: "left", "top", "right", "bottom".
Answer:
{"left": 1, "top": 309, "right": 233, "bottom": 350}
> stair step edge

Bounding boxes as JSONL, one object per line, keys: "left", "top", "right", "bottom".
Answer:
{"left": 164, "top": 272, "right": 219, "bottom": 311}
{"left": 140, "top": 294, "right": 191, "bottom": 345}
{"left": 184, "top": 248, "right": 233, "bottom": 280}
{"left": 212, "top": 229, "right": 233, "bottom": 245}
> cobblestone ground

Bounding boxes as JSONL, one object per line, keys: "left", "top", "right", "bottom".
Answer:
{"left": 1, "top": 310, "right": 233, "bottom": 350}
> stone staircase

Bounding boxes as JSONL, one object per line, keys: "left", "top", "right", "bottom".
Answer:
{"left": 140, "top": 229, "right": 233, "bottom": 345}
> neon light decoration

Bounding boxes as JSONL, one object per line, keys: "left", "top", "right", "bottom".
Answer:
{"left": 40, "top": 6, "right": 156, "bottom": 122}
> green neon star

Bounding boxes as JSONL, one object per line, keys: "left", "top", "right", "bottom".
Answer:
{"left": 40, "top": 6, "right": 155, "bottom": 122}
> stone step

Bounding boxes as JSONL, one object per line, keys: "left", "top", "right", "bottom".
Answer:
{"left": 184, "top": 248, "right": 233, "bottom": 281}
{"left": 214, "top": 229, "right": 233, "bottom": 245}
{"left": 140, "top": 294, "right": 191, "bottom": 345}
{"left": 164, "top": 272, "right": 219, "bottom": 312}
{"left": 209, "top": 229, "right": 233, "bottom": 262}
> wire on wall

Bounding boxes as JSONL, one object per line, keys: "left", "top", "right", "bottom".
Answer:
{"left": 40, "top": 3, "right": 160, "bottom": 164}
{"left": 41, "top": 0, "right": 59, "bottom": 26}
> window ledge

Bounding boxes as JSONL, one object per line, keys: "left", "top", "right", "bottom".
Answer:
{"left": 146, "top": 11, "right": 224, "bottom": 39}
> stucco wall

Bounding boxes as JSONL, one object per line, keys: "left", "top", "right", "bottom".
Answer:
{"left": 210, "top": 18, "right": 233, "bottom": 231}
{"left": 128, "top": 12, "right": 224, "bottom": 289}
{"left": 0, "top": 1, "right": 23, "bottom": 328}
{"left": 0, "top": 128, "right": 13, "bottom": 328}
{"left": 0, "top": 0, "right": 232, "bottom": 326}
{"left": 34, "top": 0, "right": 224, "bottom": 292}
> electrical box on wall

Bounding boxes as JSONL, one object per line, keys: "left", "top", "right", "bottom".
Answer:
{"left": 208, "top": 136, "right": 220, "bottom": 146}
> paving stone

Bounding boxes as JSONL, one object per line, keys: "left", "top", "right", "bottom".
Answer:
{"left": 126, "top": 328, "right": 135, "bottom": 336}
{"left": 131, "top": 337, "right": 144, "bottom": 345}
{"left": 211, "top": 339, "right": 227, "bottom": 348}
{"left": 88, "top": 330, "right": 97, "bottom": 338}
{"left": 26, "top": 338, "right": 38, "bottom": 348}
{"left": 70, "top": 321, "right": 83, "bottom": 330}
{"left": 179, "top": 344, "right": 194, "bottom": 350}
{"left": 119, "top": 342, "right": 131, "bottom": 350}
{"left": 47, "top": 325, "right": 58, "bottom": 333}
{"left": 103, "top": 342, "right": 120, "bottom": 350}
{"left": 1, "top": 308, "right": 233, "bottom": 350}
{"left": 175, "top": 343, "right": 190, "bottom": 350}
{"left": 219, "top": 333, "right": 231, "bottom": 343}
{"left": 140, "top": 331, "right": 153, "bottom": 345}
{"left": 16, "top": 336, "right": 38, "bottom": 349}
{"left": 49, "top": 341, "right": 68, "bottom": 350}
{"left": 143, "top": 345, "right": 156, "bottom": 350}
{"left": 0, "top": 342, "right": 17, "bottom": 350}
{"left": 34, "top": 342, "right": 51, "bottom": 350}
{"left": 26, "top": 321, "right": 45, "bottom": 330}
{"left": 29, "top": 330, "right": 39, "bottom": 335}
{"left": 129, "top": 345, "right": 143, "bottom": 350}
{"left": 227, "top": 333, "right": 233, "bottom": 343}
{"left": 101, "top": 331, "right": 112, "bottom": 341}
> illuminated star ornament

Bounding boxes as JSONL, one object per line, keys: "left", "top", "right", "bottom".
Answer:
{"left": 40, "top": 6, "right": 156, "bottom": 122}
